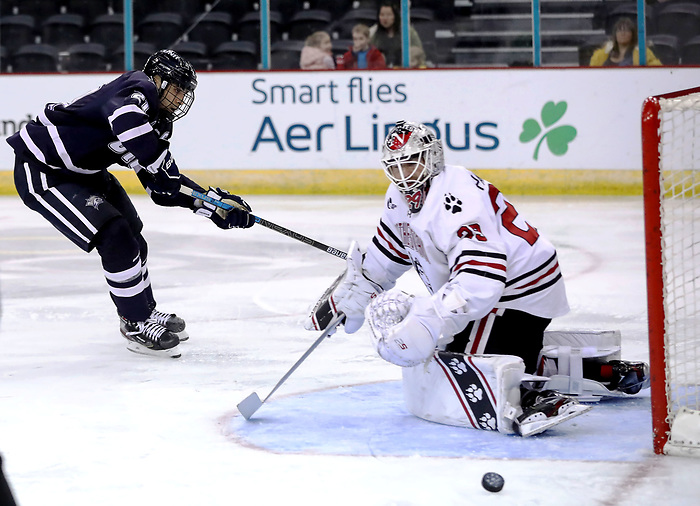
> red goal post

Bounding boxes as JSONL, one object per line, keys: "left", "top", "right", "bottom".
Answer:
{"left": 642, "top": 86, "right": 700, "bottom": 456}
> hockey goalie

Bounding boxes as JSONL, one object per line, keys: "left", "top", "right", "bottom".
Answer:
{"left": 305, "top": 120, "right": 649, "bottom": 437}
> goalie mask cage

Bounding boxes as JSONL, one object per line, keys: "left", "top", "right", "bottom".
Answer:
{"left": 642, "top": 86, "right": 700, "bottom": 456}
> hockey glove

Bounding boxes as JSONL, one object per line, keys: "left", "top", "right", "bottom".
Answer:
{"left": 304, "top": 241, "right": 382, "bottom": 333}
{"left": 366, "top": 288, "right": 469, "bottom": 367}
{"left": 145, "top": 151, "right": 180, "bottom": 196}
{"left": 194, "top": 187, "right": 254, "bottom": 229}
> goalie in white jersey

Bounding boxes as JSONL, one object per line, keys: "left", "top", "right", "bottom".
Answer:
{"left": 306, "top": 120, "right": 649, "bottom": 436}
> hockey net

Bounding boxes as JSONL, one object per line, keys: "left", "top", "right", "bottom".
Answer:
{"left": 642, "top": 87, "right": 700, "bottom": 456}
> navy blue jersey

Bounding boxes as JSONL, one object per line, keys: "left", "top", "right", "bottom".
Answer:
{"left": 7, "top": 71, "right": 172, "bottom": 177}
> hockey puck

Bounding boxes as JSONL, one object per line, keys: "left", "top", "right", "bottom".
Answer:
{"left": 481, "top": 472, "right": 504, "bottom": 493}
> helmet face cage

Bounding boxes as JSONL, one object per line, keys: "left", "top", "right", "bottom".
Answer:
{"left": 143, "top": 50, "right": 197, "bottom": 121}
{"left": 381, "top": 120, "right": 444, "bottom": 194}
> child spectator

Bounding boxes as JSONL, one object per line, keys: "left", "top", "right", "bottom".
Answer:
{"left": 336, "top": 24, "right": 387, "bottom": 70}
{"left": 300, "top": 31, "right": 336, "bottom": 70}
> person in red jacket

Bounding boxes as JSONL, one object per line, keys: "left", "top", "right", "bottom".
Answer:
{"left": 336, "top": 24, "right": 387, "bottom": 70}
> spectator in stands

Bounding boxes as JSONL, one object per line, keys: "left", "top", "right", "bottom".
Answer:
{"left": 370, "top": 1, "right": 423, "bottom": 68}
{"left": 336, "top": 24, "right": 387, "bottom": 70}
{"left": 590, "top": 17, "right": 661, "bottom": 66}
{"left": 300, "top": 31, "right": 336, "bottom": 70}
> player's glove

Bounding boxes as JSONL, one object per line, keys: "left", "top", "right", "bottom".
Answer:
{"left": 194, "top": 187, "right": 254, "bottom": 229}
{"left": 366, "top": 288, "right": 469, "bottom": 367}
{"left": 304, "top": 241, "right": 382, "bottom": 333}
{"left": 145, "top": 151, "right": 180, "bottom": 196}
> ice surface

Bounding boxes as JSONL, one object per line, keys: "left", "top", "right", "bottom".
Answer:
{"left": 2, "top": 194, "right": 700, "bottom": 505}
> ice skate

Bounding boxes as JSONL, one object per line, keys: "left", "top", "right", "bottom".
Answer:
{"left": 607, "top": 360, "right": 650, "bottom": 395}
{"left": 514, "top": 389, "right": 592, "bottom": 437}
{"left": 149, "top": 308, "right": 189, "bottom": 342}
{"left": 120, "top": 316, "right": 181, "bottom": 358}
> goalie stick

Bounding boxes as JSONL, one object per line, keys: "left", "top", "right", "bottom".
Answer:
{"left": 179, "top": 186, "right": 347, "bottom": 260}
{"left": 237, "top": 315, "right": 344, "bottom": 420}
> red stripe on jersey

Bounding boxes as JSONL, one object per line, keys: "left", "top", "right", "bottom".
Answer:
{"left": 453, "top": 259, "right": 507, "bottom": 273}
{"left": 377, "top": 227, "right": 410, "bottom": 260}
{"left": 513, "top": 262, "right": 559, "bottom": 290}
{"left": 467, "top": 309, "right": 496, "bottom": 353}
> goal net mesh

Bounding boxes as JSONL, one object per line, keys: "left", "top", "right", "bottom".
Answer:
{"left": 658, "top": 93, "right": 700, "bottom": 423}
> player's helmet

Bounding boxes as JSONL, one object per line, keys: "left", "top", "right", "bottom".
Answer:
{"left": 381, "top": 120, "right": 444, "bottom": 194}
{"left": 143, "top": 49, "right": 197, "bottom": 121}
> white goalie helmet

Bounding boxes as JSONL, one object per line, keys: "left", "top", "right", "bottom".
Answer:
{"left": 381, "top": 120, "right": 445, "bottom": 194}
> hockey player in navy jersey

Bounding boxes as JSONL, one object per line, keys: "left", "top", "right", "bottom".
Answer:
{"left": 305, "top": 120, "right": 650, "bottom": 436}
{"left": 7, "top": 49, "right": 254, "bottom": 358}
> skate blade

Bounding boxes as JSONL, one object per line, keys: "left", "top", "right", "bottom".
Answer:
{"left": 126, "top": 341, "right": 182, "bottom": 358}
{"left": 176, "top": 330, "right": 189, "bottom": 342}
{"left": 517, "top": 404, "right": 593, "bottom": 437}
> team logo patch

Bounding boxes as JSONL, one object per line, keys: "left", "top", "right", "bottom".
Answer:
{"left": 444, "top": 193, "right": 462, "bottom": 214}
{"left": 387, "top": 197, "right": 397, "bottom": 210}
{"left": 386, "top": 131, "right": 413, "bottom": 151}
{"left": 85, "top": 196, "right": 104, "bottom": 210}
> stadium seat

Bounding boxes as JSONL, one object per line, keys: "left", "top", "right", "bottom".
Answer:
{"left": 111, "top": 41, "right": 157, "bottom": 71}
{"left": 655, "top": 3, "right": 700, "bottom": 44}
{"left": 12, "top": 43, "right": 59, "bottom": 72}
{"left": 412, "top": 0, "right": 454, "bottom": 21}
{"left": 237, "top": 11, "right": 283, "bottom": 44}
{"left": 137, "top": 12, "right": 184, "bottom": 49}
{"left": 65, "top": 0, "right": 112, "bottom": 21}
{"left": 187, "top": 11, "right": 233, "bottom": 53}
{"left": 270, "top": 0, "right": 303, "bottom": 24}
{"left": 154, "top": 0, "right": 203, "bottom": 23}
{"left": 89, "top": 13, "right": 124, "bottom": 54}
{"left": 0, "top": 15, "right": 37, "bottom": 55}
{"left": 681, "top": 34, "right": 700, "bottom": 64}
{"left": 42, "top": 14, "right": 86, "bottom": 51}
{"left": 210, "top": 0, "right": 254, "bottom": 23}
{"left": 211, "top": 40, "right": 257, "bottom": 70}
{"left": 64, "top": 42, "right": 107, "bottom": 71}
{"left": 286, "top": 9, "right": 332, "bottom": 41}
{"left": 15, "top": 0, "right": 61, "bottom": 23}
{"left": 170, "top": 41, "right": 209, "bottom": 70}
{"left": 649, "top": 34, "right": 680, "bottom": 65}
{"left": 330, "top": 8, "right": 376, "bottom": 39}
{"left": 270, "top": 39, "right": 304, "bottom": 69}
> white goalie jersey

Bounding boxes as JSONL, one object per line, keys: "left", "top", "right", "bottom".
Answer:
{"left": 363, "top": 164, "right": 569, "bottom": 329}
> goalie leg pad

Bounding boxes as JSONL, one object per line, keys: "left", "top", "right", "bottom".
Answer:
{"left": 537, "top": 330, "right": 633, "bottom": 399}
{"left": 402, "top": 351, "right": 525, "bottom": 435}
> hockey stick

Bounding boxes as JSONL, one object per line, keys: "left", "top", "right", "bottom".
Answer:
{"left": 179, "top": 186, "right": 347, "bottom": 260}
{"left": 237, "top": 315, "right": 344, "bottom": 420}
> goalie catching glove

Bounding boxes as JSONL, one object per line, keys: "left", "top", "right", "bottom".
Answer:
{"left": 193, "top": 187, "right": 254, "bottom": 229}
{"left": 304, "top": 240, "right": 382, "bottom": 333}
{"left": 366, "top": 288, "right": 469, "bottom": 367}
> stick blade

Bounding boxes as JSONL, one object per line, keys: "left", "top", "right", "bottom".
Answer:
{"left": 237, "top": 392, "right": 263, "bottom": 420}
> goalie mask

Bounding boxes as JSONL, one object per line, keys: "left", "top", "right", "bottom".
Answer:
{"left": 382, "top": 120, "right": 445, "bottom": 194}
{"left": 143, "top": 49, "right": 197, "bottom": 121}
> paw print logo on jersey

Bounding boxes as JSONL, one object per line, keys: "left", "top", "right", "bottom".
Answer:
{"left": 478, "top": 413, "right": 497, "bottom": 431}
{"left": 448, "top": 357, "right": 468, "bottom": 375}
{"left": 444, "top": 194, "right": 462, "bottom": 214}
{"left": 465, "top": 384, "right": 484, "bottom": 403}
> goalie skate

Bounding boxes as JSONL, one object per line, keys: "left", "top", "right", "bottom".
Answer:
{"left": 514, "top": 389, "right": 592, "bottom": 437}
{"left": 120, "top": 316, "right": 181, "bottom": 358}
{"left": 149, "top": 308, "right": 189, "bottom": 342}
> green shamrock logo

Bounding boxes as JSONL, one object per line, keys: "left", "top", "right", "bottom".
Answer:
{"left": 519, "top": 101, "right": 577, "bottom": 160}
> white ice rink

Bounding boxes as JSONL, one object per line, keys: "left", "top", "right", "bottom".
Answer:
{"left": 1, "top": 193, "right": 700, "bottom": 505}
